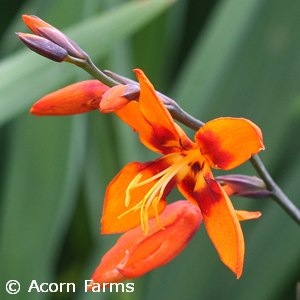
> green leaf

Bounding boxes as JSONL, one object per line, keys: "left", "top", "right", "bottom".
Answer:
{"left": 0, "top": 115, "right": 86, "bottom": 300}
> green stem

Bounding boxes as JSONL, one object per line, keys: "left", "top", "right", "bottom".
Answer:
{"left": 250, "top": 155, "right": 300, "bottom": 224}
{"left": 65, "top": 56, "right": 119, "bottom": 87}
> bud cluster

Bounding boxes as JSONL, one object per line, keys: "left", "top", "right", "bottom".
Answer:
{"left": 17, "top": 15, "right": 87, "bottom": 62}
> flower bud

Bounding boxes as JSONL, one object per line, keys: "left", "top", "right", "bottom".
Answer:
{"left": 216, "top": 174, "right": 271, "bottom": 198}
{"left": 99, "top": 85, "right": 133, "bottom": 113}
{"left": 30, "top": 80, "right": 109, "bottom": 116}
{"left": 37, "top": 27, "right": 87, "bottom": 59}
{"left": 21, "top": 14, "right": 87, "bottom": 60}
{"left": 17, "top": 33, "right": 68, "bottom": 62}
{"left": 90, "top": 201, "right": 202, "bottom": 287}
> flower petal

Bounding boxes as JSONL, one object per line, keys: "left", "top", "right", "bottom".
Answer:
{"left": 101, "top": 157, "right": 179, "bottom": 234}
{"left": 134, "top": 69, "right": 183, "bottom": 148}
{"left": 236, "top": 210, "right": 262, "bottom": 221}
{"left": 195, "top": 117, "right": 264, "bottom": 170}
{"left": 92, "top": 201, "right": 202, "bottom": 284}
{"left": 30, "top": 80, "right": 109, "bottom": 115}
{"left": 112, "top": 69, "right": 194, "bottom": 154}
{"left": 178, "top": 174, "right": 244, "bottom": 278}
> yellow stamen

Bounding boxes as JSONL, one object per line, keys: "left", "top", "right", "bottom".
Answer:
{"left": 152, "top": 197, "right": 163, "bottom": 229}
{"left": 125, "top": 173, "right": 142, "bottom": 207}
{"left": 119, "top": 150, "right": 200, "bottom": 233}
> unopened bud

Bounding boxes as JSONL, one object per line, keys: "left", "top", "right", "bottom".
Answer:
{"left": 100, "top": 85, "right": 132, "bottom": 113}
{"left": 20, "top": 14, "right": 87, "bottom": 61}
{"left": 37, "top": 27, "right": 86, "bottom": 59}
{"left": 17, "top": 33, "right": 68, "bottom": 62}
{"left": 216, "top": 174, "right": 271, "bottom": 198}
{"left": 30, "top": 80, "right": 109, "bottom": 116}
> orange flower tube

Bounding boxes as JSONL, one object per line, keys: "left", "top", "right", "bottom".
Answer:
{"left": 91, "top": 201, "right": 202, "bottom": 286}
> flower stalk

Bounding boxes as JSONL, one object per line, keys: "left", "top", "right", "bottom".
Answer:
{"left": 250, "top": 155, "right": 300, "bottom": 225}
{"left": 82, "top": 62, "right": 300, "bottom": 225}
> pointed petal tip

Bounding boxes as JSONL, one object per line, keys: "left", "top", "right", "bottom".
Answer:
{"left": 236, "top": 210, "right": 262, "bottom": 221}
{"left": 30, "top": 104, "right": 43, "bottom": 116}
{"left": 236, "top": 270, "right": 243, "bottom": 279}
{"left": 29, "top": 106, "right": 36, "bottom": 115}
{"left": 224, "top": 257, "right": 243, "bottom": 279}
{"left": 133, "top": 68, "right": 142, "bottom": 74}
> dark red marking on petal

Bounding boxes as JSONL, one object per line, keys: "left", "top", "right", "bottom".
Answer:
{"left": 197, "top": 130, "right": 234, "bottom": 169}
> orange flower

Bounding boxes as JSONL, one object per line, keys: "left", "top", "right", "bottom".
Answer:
{"left": 91, "top": 201, "right": 202, "bottom": 286}
{"left": 100, "top": 69, "right": 264, "bottom": 279}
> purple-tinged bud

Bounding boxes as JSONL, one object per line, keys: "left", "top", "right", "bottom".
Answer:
{"left": 21, "top": 14, "right": 88, "bottom": 61}
{"left": 216, "top": 174, "right": 271, "bottom": 198}
{"left": 37, "top": 27, "right": 87, "bottom": 59}
{"left": 17, "top": 33, "right": 68, "bottom": 62}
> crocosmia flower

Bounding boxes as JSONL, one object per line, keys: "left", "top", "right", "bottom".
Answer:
{"left": 99, "top": 69, "right": 264, "bottom": 279}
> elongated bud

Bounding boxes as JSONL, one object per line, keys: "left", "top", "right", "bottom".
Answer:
{"left": 37, "top": 27, "right": 87, "bottom": 59}
{"left": 21, "top": 15, "right": 87, "bottom": 60}
{"left": 90, "top": 201, "right": 202, "bottom": 287}
{"left": 30, "top": 80, "right": 109, "bottom": 116}
{"left": 17, "top": 33, "right": 68, "bottom": 62}
{"left": 216, "top": 174, "right": 271, "bottom": 198}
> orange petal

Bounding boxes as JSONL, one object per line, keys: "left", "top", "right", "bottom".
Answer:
{"left": 101, "top": 157, "right": 178, "bottom": 234}
{"left": 195, "top": 117, "right": 264, "bottom": 170}
{"left": 22, "top": 15, "right": 54, "bottom": 35}
{"left": 30, "top": 80, "right": 109, "bottom": 116}
{"left": 236, "top": 210, "right": 262, "bottom": 221}
{"left": 178, "top": 175, "right": 244, "bottom": 278}
{"left": 135, "top": 69, "right": 194, "bottom": 152}
{"left": 100, "top": 69, "right": 194, "bottom": 154}
{"left": 135, "top": 69, "right": 181, "bottom": 144}
{"left": 99, "top": 81, "right": 171, "bottom": 153}
{"left": 115, "top": 101, "right": 167, "bottom": 153}
{"left": 114, "top": 69, "right": 194, "bottom": 154}
{"left": 92, "top": 201, "right": 202, "bottom": 285}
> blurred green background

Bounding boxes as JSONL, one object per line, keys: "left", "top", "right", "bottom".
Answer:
{"left": 0, "top": 0, "right": 299, "bottom": 299}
